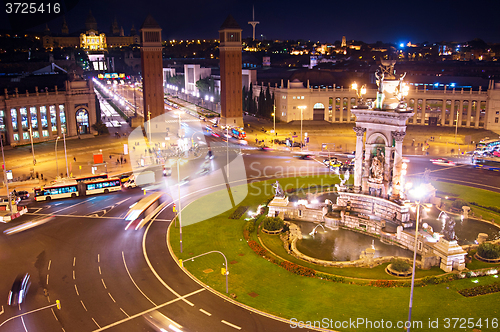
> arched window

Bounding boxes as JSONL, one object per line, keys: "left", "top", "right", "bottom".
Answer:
{"left": 76, "top": 109, "right": 89, "bottom": 135}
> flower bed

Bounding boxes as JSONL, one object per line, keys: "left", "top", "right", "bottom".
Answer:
{"left": 229, "top": 206, "right": 249, "bottom": 219}
{"left": 474, "top": 252, "right": 500, "bottom": 263}
{"left": 386, "top": 264, "right": 412, "bottom": 277}
{"left": 458, "top": 282, "right": 500, "bottom": 297}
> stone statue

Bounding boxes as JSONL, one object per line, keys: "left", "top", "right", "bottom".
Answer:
{"left": 442, "top": 214, "right": 456, "bottom": 241}
{"left": 272, "top": 180, "right": 285, "bottom": 198}
{"left": 369, "top": 149, "right": 384, "bottom": 184}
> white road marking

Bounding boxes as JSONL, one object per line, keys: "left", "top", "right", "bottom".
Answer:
{"left": 53, "top": 197, "right": 96, "bottom": 214}
{"left": 80, "top": 300, "right": 87, "bottom": 311}
{"left": 121, "top": 251, "right": 157, "bottom": 306}
{"left": 73, "top": 271, "right": 75, "bottom": 280}
{"left": 101, "top": 279, "right": 107, "bottom": 289}
{"left": 199, "top": 308, "right": 211, "bottom": 316}
{"left": 91, "top": 288, "right": 205, "bottom": 332}
{"left": 221, "top": 320, "right": 241, "bottom": 330}
{"left": 21, "top": 316, "right": 28, "bottom": 332}
{"left": 98, "top": 266, "right": 101, "bottom": 275}
{"left": 116, "top": 197, "right": 131, "bottom": 206}
{"left": 74, "top": 284, "right": 79, "bottom": 296}
{"left": 92, "top": 318, "right": 101, "bottom": 329}
{"left": 73, "top": 257, "right": 76, "bottom": 267}
{"left": 119, "top": 308, "right": 129, "bottom": 317}
{"left": 108, "top": 293, "right": 115, "bottom": 303}
{"left": 97, "top": 254, "right": 100, "bottom": 263}
{"left": 47, "top": 260, "right": 51, "bottom": 271}
{"left": 46, "top": 274, "right": 49, "bottom": 285}
{"left": 51, "top": 308, "right": 59, "bottom": 321}
{"left": 0, "top": 305, "right": 3, "bottom": 316}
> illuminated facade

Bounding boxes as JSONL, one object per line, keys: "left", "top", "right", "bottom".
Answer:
{"left": 264, "top": 79, "right": 500, "bottom": 133}
{"left": 0, "top": 75, "right": 97, "bottom": 146}
{"left": 80, "top": 31, "right": 107, "bottom": 50}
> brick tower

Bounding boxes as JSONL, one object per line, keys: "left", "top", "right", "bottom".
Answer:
{"left": 219, "top": 15, "right": 243, "bottom": 127}
{"left": 140, "top": 15, "right": 163, "bottom": 120}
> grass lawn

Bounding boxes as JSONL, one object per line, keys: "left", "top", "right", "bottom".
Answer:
{"left": 169, "top": 176, "right": 500, "bottom": 331}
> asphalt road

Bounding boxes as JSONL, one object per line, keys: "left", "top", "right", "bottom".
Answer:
{"left": 1, "top": 94, "right": 499, "bottom": 332}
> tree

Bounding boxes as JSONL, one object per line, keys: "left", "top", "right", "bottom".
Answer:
{"left": 169, "top": 75, "right": 185, "bottom": 90}
{"left": 92, "top": 121, "right": 109, "bottom": 135}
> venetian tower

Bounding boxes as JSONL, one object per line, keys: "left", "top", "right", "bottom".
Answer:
{"left": 140, "top": 15, "right": 164, "bottom": 120}
{"left": 219, "top": 15, "right": 243, "bottom": 127}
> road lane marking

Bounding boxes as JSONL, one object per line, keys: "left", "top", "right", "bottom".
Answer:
{"left": 199, "top": 308, "right": 211, "bottom": 316}
{"left": 48, "top": 260, "right": 51, "bottom": 271}
{"left": 74, "top": 285, "right": 79, "bottom": 296}
{"left": 0, "top": 305, "right": 4, "bottom": 316}
{"left": 108, "top": 293, "right": 115, "bottom": 303}
{"left": 53, "top": 197, "right": 97, "bottom": 214}
{"left": 119, "top": 308, "right": 129, "bottom": 317}
{"left": 92, "top": 288, "right": 205, "bottom": 332}
{"left": 80, "top": 300, "right": 87, "bottom": 311}
{"left": 92, "top": 318, "right": 101, "bottom": 329}
{"left": 73, "top": 257, "right": 76, "bottom": 267}
{"left": 221, "top": 320, "right": 241, "bottom": 330}
{"left": 121, "top": 251, "right": 157, "bottom": 306}
{"left": 46, "top": 275, "right": 49, "bottom": 285}
{"left": 101, "top": 279, "right": 107, "bottom": 289}
{"left": 73, "top": 271, "right": 75, "bottom": 280}
{"left": 98, "top": 266, "right": 101, "bottom": 275}
{"left": 21, "top": 316, "right": 28, "bottom": 332}
{"left": 98, "top": 254, "right": 100, "bottom": 263}
{"left": 51, "top": 308, "right": 59, "bottom": 321}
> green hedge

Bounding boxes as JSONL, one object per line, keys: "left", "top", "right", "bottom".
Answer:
{"left": 477, "top": 243, "right": 500, "bottom": 259}
{"left": 229, "top": 206, "right": 248, "bottom": 219}
{"left": 263, "top": 216, "right": 284, "bottom": 231}
{"left": 390, "top": 258, "right": 411, "bottom": 272}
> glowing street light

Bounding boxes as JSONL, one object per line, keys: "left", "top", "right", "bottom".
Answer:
{"left": 351, "top": 82, "right": 367, "bottom": 106}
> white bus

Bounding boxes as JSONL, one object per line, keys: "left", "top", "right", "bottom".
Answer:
{"left": 84, "top": 178, "right": 122, "bottom": 195}
{"left": 34, "top": 182, "right": 79, "bottom": 201}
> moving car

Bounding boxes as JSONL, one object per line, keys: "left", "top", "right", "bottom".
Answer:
{"left": 8, "top": 273, "right": 30, "bottom": 306}
{"left": 430, "top": 158, "right": 456, "bottom": 166}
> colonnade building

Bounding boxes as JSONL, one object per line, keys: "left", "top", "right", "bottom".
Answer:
{"left": 0, "top": 74, "right": 97, "bottom": 146}
{"left": 267, "top": 79, "right": 500, "bottom": 133}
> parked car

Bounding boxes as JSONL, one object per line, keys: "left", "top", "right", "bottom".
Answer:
{"left": 8, "top": 273, "right": 30, "bottom": 306}
{"left": 15, "top": 191, "right": 30, "bottom": 200}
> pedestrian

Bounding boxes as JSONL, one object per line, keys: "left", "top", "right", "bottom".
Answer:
{"left": 120, "top": 156, "right": 123, "bottom": 164}
{"left": 117, "top": 158, "right": 120, "bottom": 165}
{"left": 40, "top": 173, "right": 43, "bottom": 180}
{"left": 73, "top": 157, "right": 76, "bottom": 162}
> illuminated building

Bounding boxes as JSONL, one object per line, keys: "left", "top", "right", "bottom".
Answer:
{"left": 0, "top": 73, "right": 97, "bottom": 146}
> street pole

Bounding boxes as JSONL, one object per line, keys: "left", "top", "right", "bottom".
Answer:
{"left": 272, "top": 102, "right": 276, "bottom": 147}
{"left": 226, "top": 126, "right": 229, "bottom": 179}
{"left": 29, "top": 126, "right": 35, "bottom": 166}
{"left": 55, "top": 137, "right": 60, "bottom": 178}
{"left": 177, "top": 157, "right": 182, "bottom": 253}
{"left": 407, "top": 201, "right": 420, "bottom": 332}
{"left": 1, "top": 137, "right": 12, "bottom": 213}
{"left": 455, "top": 109, "right": 459, "bottom": 154}
{"left": 147, "top": 106, "right": 151, "bottom": 143}
{"left": 63, "top": 131, "right": 69, "bottom": 178}
{"left": 300, "top": 108, "right": 303, "bottom": 152}
{"left": 184, "top": 251, "right": 229, "bottom": 293}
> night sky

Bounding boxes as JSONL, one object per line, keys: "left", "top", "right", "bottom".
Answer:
{"left": 2, "top": 0, "right": 500, "bottom": 44}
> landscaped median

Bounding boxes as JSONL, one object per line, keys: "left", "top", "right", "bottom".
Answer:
{"left": 169, "top": 175, "right": 500, "bottom": 332}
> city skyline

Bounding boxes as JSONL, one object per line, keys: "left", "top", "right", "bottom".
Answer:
{"left": 1, "top": 0, "right": 500, "bottom": 44}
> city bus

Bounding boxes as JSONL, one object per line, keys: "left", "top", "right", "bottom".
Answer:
{"left": 231, "top": 127, "right": 246, "bottom": 139}
{"left": 83, "top": 178, "right": 121, "bottom": 196}
{"left": 125, "top": 192, "right": 163, "bottom": 230}
{"left": 34, "top": 181, "right": 79, "bottom": 201}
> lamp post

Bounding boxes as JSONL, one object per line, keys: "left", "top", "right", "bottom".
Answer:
{"left": 405, "top": 186, "right": 431, "bottom": 332}
{"left": 63, "top": 130, "right": 69, "bottom": 178}
{"left": 28, "top": 126, "right": 35, "bottom": 166}
{"left": 454, "top": 109, "right": 459, "bottom": 154}
{"left": 55, "top": 136, "right": 60, "bottom": 178}
{"left": 351, "top": 82, "right": 367, "bottom": 106}
{"left": 1, "top": 137, "right": 12, "bottom": 213}
{"left": 272, "top": 101, "right": 276, "bottom": 147}
{"left": 298, "top": 105, "right": 306, "bottom": 151}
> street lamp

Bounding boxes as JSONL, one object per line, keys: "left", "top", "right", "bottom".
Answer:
{"left": 297, "top": 106, "right": 306, "bottom": 151}
{"left": 1, "top": 137, "right": 12, "bottom": 213}
{"left": 272, "top": 101, "right": 276, "bottom": 147}
{"left": 63, "top": 130, "right": 69, "bottom": 178}
{"left": 351, "top": 82, "right": 367, "bottom": 106}
{"left": 405, "top": 186, "right": 432, "bottom": 332}
{"left": 454, "top": 109, "right": 459, "bottom": 154}
{"left": 28, "top": 126, "right": 36, "bottom": 166}
{"left": 55, "top": 136, "right": 60, "bottom": 178}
